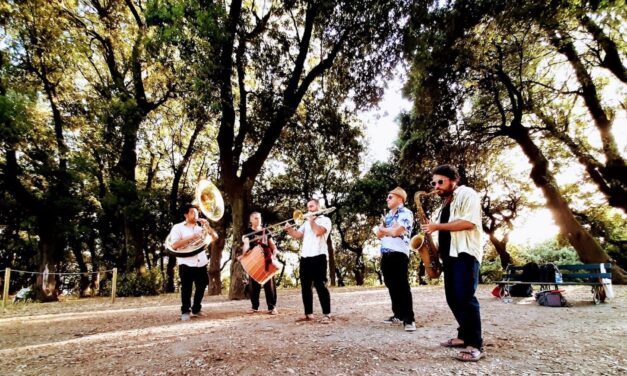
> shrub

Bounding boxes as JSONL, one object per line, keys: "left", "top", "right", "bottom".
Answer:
{"left": 101, "top": 269, "right": 163, "bottom": 297}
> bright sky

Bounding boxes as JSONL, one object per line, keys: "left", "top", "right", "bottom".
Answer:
{"left": 360, "top": 71, "right": 412, "bottom": 169}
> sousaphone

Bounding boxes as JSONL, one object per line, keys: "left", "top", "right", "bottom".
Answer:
{"left": 164, "top": 179, "right": 224, "bottom": 257}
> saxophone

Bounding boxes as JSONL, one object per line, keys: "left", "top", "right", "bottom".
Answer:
{"left": 410, "top": 190, "right": 442, "bottom": 279}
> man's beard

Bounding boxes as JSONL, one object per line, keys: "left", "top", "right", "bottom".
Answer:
{"left": 438, "top": 189, "right": 454, "bottom": 198}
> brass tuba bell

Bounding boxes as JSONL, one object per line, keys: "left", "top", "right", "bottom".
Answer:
{"left": 194, "top": 179, "right": 225, "bottom": 221}
{"left": 164, "top": 179, "right": 224, "bottom": 257}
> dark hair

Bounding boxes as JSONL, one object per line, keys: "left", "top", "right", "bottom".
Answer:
{"left": 307, "top": 197, "right": 319, "bottom": 205}
{"left": 180, "top": 203, "right": 197, "bottom": 217}
{"left": 432, "top": 164, "right": 460, "bottom": 181}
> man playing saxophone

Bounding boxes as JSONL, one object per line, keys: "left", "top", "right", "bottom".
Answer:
{"left": 377, "top": 187, "right": 416, "bottom": 332}
{"left": 420, "top": 165, "right": 484, "bottom": 361}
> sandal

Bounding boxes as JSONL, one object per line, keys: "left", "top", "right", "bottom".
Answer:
{"left": 454, "top": 347, "right": 485, "bottom": 362}
{"left": 295, "top": 315, "right": 314, "bottom": 323}
{"left": 440, "top": 338, "right": 465, "bottom": 348}
{"left": 318, "top": 315, "right": 332, "bottom": 324}
{"left": 246, "top": 308, "right": 259, "bottom": 314}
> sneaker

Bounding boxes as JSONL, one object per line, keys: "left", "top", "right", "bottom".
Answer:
{"left": 190, "top": 311, "right": 205, "bottom": 318}
{"left": 382, "top": 316, "right": 402, "bottom": 324}
{"left": 181, "top": 313, "right": 191, "bottom": 321}
{"left": 404, "top": 322, "right": 417, "bottom": 332}
{"left": 268, "top": 308, "right": 278, "bottom": 315}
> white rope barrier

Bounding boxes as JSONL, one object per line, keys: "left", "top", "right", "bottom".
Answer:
{"left": 9, "top": 269, "right": 116, "bottom": 276}
{"left": 2, "top": 267, "right": 119, "bottom": 307}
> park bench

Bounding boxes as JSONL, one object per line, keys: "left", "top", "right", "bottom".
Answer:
{"left": 497, "top": 263, "right": 613, "bottom": 305}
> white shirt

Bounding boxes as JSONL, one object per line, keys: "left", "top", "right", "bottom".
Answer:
{"left": 431, "top": 185, "right": 484, "bottom": 263}
{"left": 297, "top": 216, "right": 332, "bottom": 258}
{"left": 168, "top": 221, "right": 209, "bottom": 267}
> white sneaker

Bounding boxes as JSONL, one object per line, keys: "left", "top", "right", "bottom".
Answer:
{"left": 181, "top": 313, "right": 191, "bottom": 321}
{"left": 404, "top": 322, "right": 416, "bottom": 332}
{"left": 382, "top": 316, "right": 402, "bottom": 324}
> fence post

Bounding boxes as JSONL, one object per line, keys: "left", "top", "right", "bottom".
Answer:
{"left": 2, "top": 268, "right": 11, "bottom": 309}
{"left": 111, "top": 268, "right": 118, "bottom": 304}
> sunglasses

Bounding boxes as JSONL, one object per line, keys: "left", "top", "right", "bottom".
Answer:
{"left": 386, "top": 195, "right": 395, "bottom": 200}
{"left": 430, "top": 178, "right": 448, "bottom": 187}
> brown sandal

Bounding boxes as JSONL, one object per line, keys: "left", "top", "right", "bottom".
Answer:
{"left": 440, "top": 338, "right": 465, "bottom": 348}
{"left": 454, "top": 348, "right": 485, "bottom": 362}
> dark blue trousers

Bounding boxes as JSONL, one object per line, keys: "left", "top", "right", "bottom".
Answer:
{"left": 443, "top": 252, "right": 483, "bottom": 349}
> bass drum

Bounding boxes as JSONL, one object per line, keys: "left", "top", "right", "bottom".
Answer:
{"left": 239, "top": 245, "right": 280, "bottom": 285}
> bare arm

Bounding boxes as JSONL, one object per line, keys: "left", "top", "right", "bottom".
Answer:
{"left": 285, "top": 224, "right": 304, "bottom": 240}
{"left": 421, "top": 219, "right": 475, "bottom": 234}
{"left": 309, "top": 217, "right": 327, "bottom": 236}
{"left": 377, "top": 223, "right": 405, "bottom": 238}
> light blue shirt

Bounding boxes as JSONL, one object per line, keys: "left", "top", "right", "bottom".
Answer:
{"left": 380, "top": 205, "right": 413, "bottom": 256}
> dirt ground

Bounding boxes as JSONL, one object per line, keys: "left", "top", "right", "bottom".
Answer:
{"left": 1, "top": 285, "right": 625, "bottom": 375}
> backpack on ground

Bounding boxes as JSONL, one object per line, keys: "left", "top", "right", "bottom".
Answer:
{"left": 535, "top": 290, "right": 568, "bottom": 307}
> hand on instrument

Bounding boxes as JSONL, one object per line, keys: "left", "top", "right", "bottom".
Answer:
{"left": 421, "top": 222, "right": 439, "bottom": 234}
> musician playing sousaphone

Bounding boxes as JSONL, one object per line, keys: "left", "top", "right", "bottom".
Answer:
{"left": 241, "top": 212, "right": 279, "bottom": 315}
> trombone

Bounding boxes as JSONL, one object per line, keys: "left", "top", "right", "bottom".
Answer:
{"left": 242, "top": 207, "right": 336, "bottom": 242}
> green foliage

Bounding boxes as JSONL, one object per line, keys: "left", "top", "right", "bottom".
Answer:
{"left": 106, "top": 269, "right": 164, "bottom": 297}
{"left": 520, "top": 240, "right": 581, "bottom": 265}
{"left": 479, "top": 259, "right": 504, "bottom": 283}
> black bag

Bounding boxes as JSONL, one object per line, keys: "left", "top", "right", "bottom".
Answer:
{"left": 509, "top": 262, "right": 541, "bottom": 297}
{"left": 539, "top": 263, "right": 561, "bottom": 283}
{"left": 535, "top": 290, "right": 567, "bottom": 307}
{"left": 509, "top": 284, "right": 532, "bottom": 297}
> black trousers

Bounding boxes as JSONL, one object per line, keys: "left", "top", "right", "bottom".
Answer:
{"left": 381, "top": 251, "right": 415, "bottom": 324}
{"left": 250, "top": 277, "right": 277, "bottom": 310}
{"left": 300, "top": 255, "right": 331, "bottom": 315}
{"left": 179, "top": 264, "right": 209, "bottom": 314}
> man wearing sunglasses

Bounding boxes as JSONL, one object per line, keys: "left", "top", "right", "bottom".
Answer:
{"left": 421, "top": 165, "right": 484, "bottom": 362}
{"left": 376, "top": 187, "right": 416, "bottom": 332}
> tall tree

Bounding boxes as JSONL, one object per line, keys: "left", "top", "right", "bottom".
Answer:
{"left": 189, "top": 0, "right": 411, "bottom": 298}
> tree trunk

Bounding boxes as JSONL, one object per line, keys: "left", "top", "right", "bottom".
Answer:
{"left": 488, "top": 234, "right": 512, "bottom": 269}
{"left": 70, "top": 239, "right": 90, "bottom": 296}
{"left": 507, "top": 126, "right": 609, "bottom": 263}
{"left": 166, "top": 256, "right": 176, "bottom": 293}
{"left": 353, "top": 251, "right": 365, "bottom": 286}
{"left": 208, "top": 222, "right": 225, "bottom": 295}
{"left": 34, "top": 226, "right": 60, "bottom": 302}
{"left": 228, "top": 189, "right": 249, "bottom": 299}
{"left": 327, "top": 235, "right": 336, "bottom": 287}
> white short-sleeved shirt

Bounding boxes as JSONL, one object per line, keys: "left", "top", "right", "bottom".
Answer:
{"left": 431, "top": 185, "right": 484, "bottom": 263}
{"left": 297, "top": 216, "right": 332, "bottom": 258}
{"left": 168, "top": 221, "right": 209, "bottom": 267}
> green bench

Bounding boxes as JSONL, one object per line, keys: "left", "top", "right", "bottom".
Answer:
{"left": 497, "top": 263, "right": 612, "bottom": 304}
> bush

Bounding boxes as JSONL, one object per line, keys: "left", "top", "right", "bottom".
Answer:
{"left": 101, "top": 269, "right": 163, "bottom": 297}
{"left": 480, "top": 259, "right": 503, "bottom": 283}
{"left": 520, "top": 240, "right": 580, "bottom": 265}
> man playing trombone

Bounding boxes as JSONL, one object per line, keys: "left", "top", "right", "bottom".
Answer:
{"left": 285, "top": 198, "right": 333, "bottom": 323}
